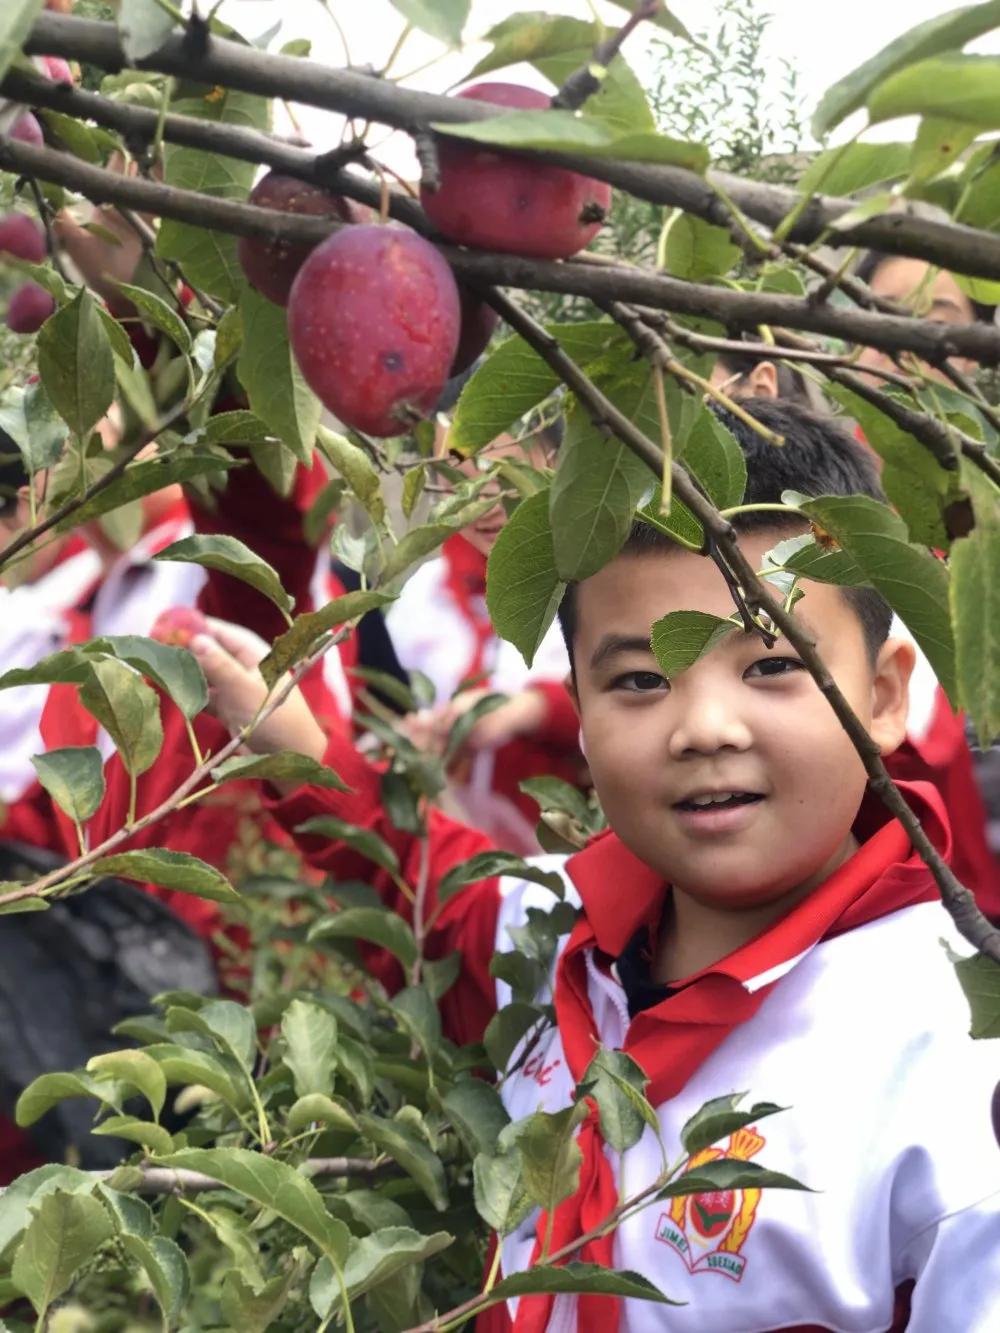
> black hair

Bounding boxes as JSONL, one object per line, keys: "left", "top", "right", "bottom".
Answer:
{"left": 0, "top": 427, "right": 28, "bottom": 518}
{"left": 855, "top": 250, "right": 996, "bottom": 325}
{"left": 557, "top": 396, "right": 894, "bottom": 670}
{"left": 714, "top": 343, "right": 813, "bottom": 406}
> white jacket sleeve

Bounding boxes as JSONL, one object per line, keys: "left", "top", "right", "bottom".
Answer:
{"left": 898, "top": 1190, "right": 1000, "bottom": 1331}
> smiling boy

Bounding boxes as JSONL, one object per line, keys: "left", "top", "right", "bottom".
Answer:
{"left": 189, "top": 397, "right": 1000, "bottom": 1331}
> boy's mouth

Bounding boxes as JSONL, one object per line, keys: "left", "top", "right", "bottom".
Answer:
{"left": 673, "top": 790, "right": 764, "bottom": 812}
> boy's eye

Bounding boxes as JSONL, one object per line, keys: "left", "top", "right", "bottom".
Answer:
{"left": 613, "top": 670, "right": 668, "bottom": 693}
{"left": 745, "top": 655, "right": 805, "bottom": 679}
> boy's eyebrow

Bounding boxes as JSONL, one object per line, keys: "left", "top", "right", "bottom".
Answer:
{"left": 588, "top": 633, "right": 656, "bottom": 670}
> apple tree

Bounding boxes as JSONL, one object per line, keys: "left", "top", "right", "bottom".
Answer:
{"left": 0, "top": 0, "right": 998, "bottom": 1327}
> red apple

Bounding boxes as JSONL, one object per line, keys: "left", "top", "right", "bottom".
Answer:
{"left": 420, "top": 82, "right": 612, "bottom": 260}
{"left": 238, "top": 172, "right": 359, "bottom": 306}
{"left": 0, "top": 213, "right": 46, "bottom": 263}
{"left": 10, "top": 113, "right": 44, "bottom": 147}
{"left": 150, "top": 606, "right": 209, "bottom": 648}
{"left": 287, "top": 223, "right": 460, "bottom": 437}
{"left": 45, "top": 0, "right": 75, "bottom": 11}
{"left": 451, "top": 286, "right": 498, "bottom": 374}
{"left": 6, "top": 282, "right": 55, "bottom": 333}
{"left": 40, "top": 55, "right": 74, "bottom": 84}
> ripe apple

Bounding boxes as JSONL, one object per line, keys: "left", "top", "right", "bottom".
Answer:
{"left": 6, "top": 282, "right": 55, "bottom": 333}
{"left": 0, "top": 213, "right": 46, "bottom": 263}
{"left": 287, "top": 223, "right": 460, "bottom": 437}
{"left": 10, "top": 113, "right": 44, "bottom": 147}
{"left": 238, "top": 172, "right": 360, "bottom": 306}
{"left": 451, "top": 286, "right": 498, "bottom": 374}
{"left": 420, "top": 82, "right": 612, "bottom": 260}
{"left": 150, "top": 606, "right": 209, "bottom": 648}
{"left": 45, "top": 0, "right": 75, "bottom": 11}
{"left": 39, "top": 55, "right": 74, "bottom": 84}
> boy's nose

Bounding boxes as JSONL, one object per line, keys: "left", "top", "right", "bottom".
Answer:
{"left": 667, "top": 690, "right": 753, "bottom": 759}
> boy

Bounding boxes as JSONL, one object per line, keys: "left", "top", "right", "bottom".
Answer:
{"left": 180, "top": 400, "right": 1000, "bottom": 1327}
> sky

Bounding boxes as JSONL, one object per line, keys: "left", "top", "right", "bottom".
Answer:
{"left": 215, "top": 0, "right": 1000, "bottom": 171}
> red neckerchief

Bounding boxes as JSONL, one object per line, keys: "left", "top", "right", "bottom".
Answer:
{"left": 511, "top": 781, "right": 949, "bottom": 1333}
{"left": 441, "top": 533, "right": 494, "bottom": 686}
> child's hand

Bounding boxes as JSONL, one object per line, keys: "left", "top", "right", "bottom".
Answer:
{"left": 189, "top": 618, "right": 326, "bottom": 764}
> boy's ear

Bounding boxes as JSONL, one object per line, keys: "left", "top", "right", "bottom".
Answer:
{"left": 746, "top": 360, "right": 779, "bottom": 398}
{"left": 564, "top": 670, "right": 579, "bottom": 713}
{"left": 869, "top": 636, "right": 916, "bottom": 755}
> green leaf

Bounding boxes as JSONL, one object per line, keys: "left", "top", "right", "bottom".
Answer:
{"left": 583, "top": 1048, "right": 653, "bottom": 1153}
{"left": 55, "top": 452, "right": 241, "bottom": 530}
{"left": 433, "top": 109, "right": 708, "bottom": 171}
{"left": 950, "top": 464, "right": 1000, "bottom": 746}
{"left": 157, "top": 91, "right": 268, "bottom": 301}
{"left": 517, "top": 1102, "right": 587, "bottom": 1213}
{"left": 36, "top": 289, "right": 115, "bottom": 440}
{"left": 91, "top": 1115, "right": 175, "bottom": 1155}
{"left": 15, "top": 1073, "right": 123, "bottom": 1128}
{"left": 550, "top": 406, "right": 652, "bottom": 581}
{"left": 118, "top": 0, "right": 177, "bottom": 61}
{"left": 787, "top": 491, "right": 957, "bottom": 703}
{"left": 605, "top": 0, "right": 702, "bottom": 43}
{"left": 282, "top": 999, "right": 338, "bottom": 1099}
{"left": 388, "top": 0, "right": 469, "bottom": 45}
{"left": 119, "top": 1233, "right": 189, "bottom": 1323}
{"left": 473, "top": 1129, "right": 533, "bottom": 1235}
{"left": 197, "top": 409, "right": 276, "bottom": 447}
{"left": 680, "top": 1092, "right": 787, "bottom": 1156}
{"left": 91, "top": 634, "right": 208, "bottom": 721}
{"left": 489, "top": 1261, "right": 676, "bottom": 1303}
{"left": 868, "top": 53, "right": 1000, "bottom": 128}
{"left": 311, "top": 1227, "right": 452, "bottom": 1320}
{"left": 812, "top": 0, "right": 1000, "bottom": 137}
{"left": 438, "top": 849, "right": 565, "bottom": 907}
{"left": 316, "top": 427, "right": 385, "bottom": 525}
{"left": 651, "top": 610, "right": 737, "bottom": 678}
{"left": 949, "top": 947, "right": 1000, "bottom": 1038}
{"left": 660, "top": 1157, "right": 811, "bottom": 1198}
{"left": 86, "top": 1049, "right": 166, "bottom": 1120}
{"left": 238, "top": 288, "right": 321, "bottom": 464}
{"left": 0, "top": 380, "right": 68, "bottom": 475}
{"left": 483, "top": 1002, "right": 548, "bottom": 1070}
{"left": 678, "top": 407, "right": 747, "bottom": 511}
{"left": 532, "top": 43, "right": 654, "bottom": 136}
{"left": 30, "top": 747, "right": 105, "bottom": 824}
{"left": 76, "top": 656, "right": 160, "bottom": 778}
{"left": 308, "top": 904, "right": 416, "bottom": 969}
{"left": 154, "top": 532, "right": 293, "bottom": 619}
{"left": 220, "top": 1267, "right": 299, "bottom": 1333}
{"left": 908, "top": 117, "right": 979, "bottom": 186}
{"left": 165, "top": 999, "right": 257, "bottom": 1075}
{"left": 286, "top": 1093, "right": 358, "bottom": 1136}
{"left": 486, "top": 489, "right": 565, "bottom": 667}
{"left": 0, "top": 1166, "right": 93, "bottom": 1262}
{"left": 89, "top": 848, "right": 240, "bottom": 903}
{"left": 0, "top": 2, "right": 43, "bottom": 84}
{"left": 520, "top": 775, "right": 592, "bottom": 823}
{"left": 156, "top": 1148, "right": 352, "bottom": 1264}
{"left": 115, "top": 280, "right": 191, "bottom": 354}
{"left": 260, "top": 590, "right": 395, "bottom": 688}
{"left": 357, "top": 1112, "right": 449, "bottom": 1210}
{"left": 662, "top": 211, "right": 740, "bottom": 282}
{"left": 210, "top": 750, "right": 349, "bottom": 790}
{"left": 11, "top": 1190, "right": 113, "bottom": 1317}
{"left": 438, "top": 1080, "right": 510, "bottom": 1158}
{"left": 390, "top": 986, "right": 442, "bottom": 1061}
{"left": 297, "top": 818, "right": 400, "bottom": 876}
{"left": 451, "top": 323, "right": 625, "bottom": 454}
{"left": 379, "top": 522, "right": 461, "bottom": 585}
{"left": 142, "top": 1043, "right": 249, "bottom": 1111}
{"left": 797, "top": 141, "right": 911, "bottom": 197}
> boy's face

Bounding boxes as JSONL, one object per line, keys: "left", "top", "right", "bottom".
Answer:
{"left": 570, "top": 531, "right": 913, "bottom": 911}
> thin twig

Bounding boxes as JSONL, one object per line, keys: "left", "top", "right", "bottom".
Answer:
{"left": 550, "top": 0, "right": 658, "bottom": 111}
{"left": 96, "top": 1157, "right": 393, "bottom": 1196}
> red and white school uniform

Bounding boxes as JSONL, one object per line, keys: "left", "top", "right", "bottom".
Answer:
{"left": 887, "top": 617, "right": 1000, "bottom": 917}
{"left": 268, "top": 730, "right": 1000, "bottom": 1332}
{"left": 385, "top": 534, "right": 581, "bottom": 850}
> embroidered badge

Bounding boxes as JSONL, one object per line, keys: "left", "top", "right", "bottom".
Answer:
{"left": 654, "top": 1127, "right": 766, "bottom": 1282}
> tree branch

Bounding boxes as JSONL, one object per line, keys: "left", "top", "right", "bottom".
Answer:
{"left": 97, "top": 1157, "right": 393, "bottom": 1195}
{"left": 23, "top": 12, "right": 1000, "bottom": 283}
{"left": 484, "top": 287, "right": 1000, "bottom": 964}
{"left": 550, "top": 0, "right": 659, "bottom": 111}
{"left": 5, "top": 137, "right": 1000, "bottom": 371}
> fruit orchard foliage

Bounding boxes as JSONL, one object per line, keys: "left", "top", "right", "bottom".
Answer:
{"left": 0, "top": 1, "right": 998, "bottom": 1329}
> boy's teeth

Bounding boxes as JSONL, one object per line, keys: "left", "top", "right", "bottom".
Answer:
{"left": 692, "top": 792, "right": 736, "bottom": 806}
